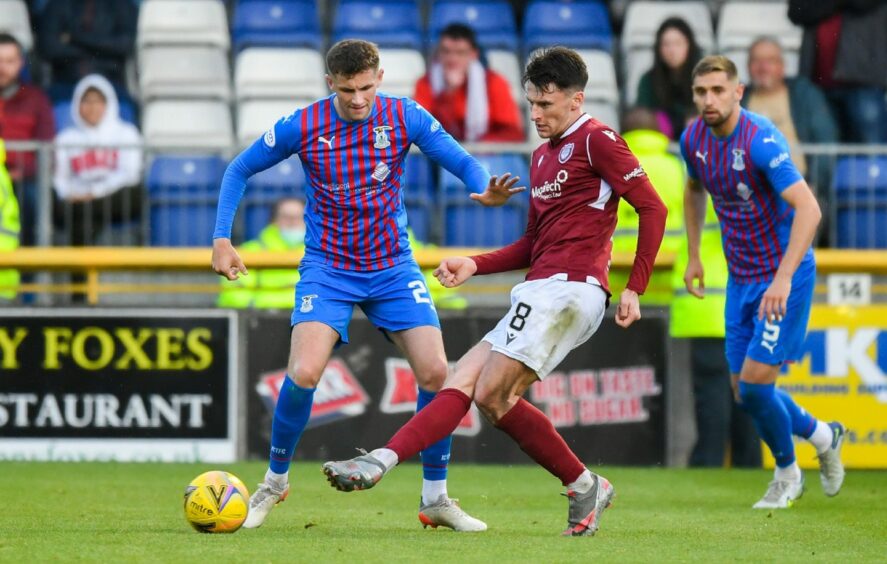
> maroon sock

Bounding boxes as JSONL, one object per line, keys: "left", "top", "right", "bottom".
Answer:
{"left": 496, "top": 398, "right": 585, "bottom": 485}
{"left": 386, "top": 388, "right": 471, "bottom": 463}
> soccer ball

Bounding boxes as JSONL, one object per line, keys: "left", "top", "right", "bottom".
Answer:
{"left": 183, "top": 470, "right": 250, "bottom": 533}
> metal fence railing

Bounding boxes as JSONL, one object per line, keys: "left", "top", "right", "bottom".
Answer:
{"left": 4, "top": 141, "right": 887, "bottom": 250}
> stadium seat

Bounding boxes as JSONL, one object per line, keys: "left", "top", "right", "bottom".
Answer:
{"left": 523, "top": 0, "right": 613, "bottom": 54}
{"left": 53, "top": 99, "right": 138, "bottom": 132}
{"left": 577, "top": 49, "right": 618, "bottom": 105}
{"left": 146, "top": 155, "right": 228, "bottom": 247}
{"left": 143, "top": 100, "right": 234, "bottom": 150}
{"left": 585, "top": 102, "right": 620, "bottom": 131}
{"left": 138, "top": 47, "right": 231, "bottom": 101}
{"left": 236, "top": 99, "right": 303, "bottom": 146}
{"left": 621, "top": 1, "right": 714, "bottom": 55}
{"left": 439, "top": 153, "right": 529, "bottom": 194}
{"left": 234, "top": 48, "right": 326, "bottom": 102}
{"left": 377, "top": 49, "right": 426, "bottom": 97}
{"left": 137, "top": 0, "right": 229, "bottom": 51}
{"left": 833, "top": 156, "right": 887, "bottom": 249}
{"left": 241, "top": 156, "right": 306, "bottom": 239}
{"left": 332, "top": 1, "right": 422, "bottom": 49}
{"left": 486, "top": 50, "right": 524, "bottom": 109}
{"left": 726, "top": 48, "right": 800, "bottom": 85}
{"left": 231, "top": 0, "right": 321, "bottom": 52}
{"left": 403, "top": 153, "right": 435, "bottom": 203}
{"left": 717, "top": 2, "right": 802, "bottom": 57}
{"left": 0, "top": 0, "right": 33, "bottom": 51}
{"left": 444, "top": 199, "right": 528, "bottom": 246}
{"left": 406, "top": 201, "right": 432, "bottom": 242}
{"left": 429, "top": 1, "right": 518, "bottom": 52}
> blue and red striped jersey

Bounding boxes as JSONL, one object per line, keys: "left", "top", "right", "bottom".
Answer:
{"left": 680, "top": 109, "right": 814, "bottom": 284}
{"left": 214, "top": 93, "right": 490, "bottom": 271}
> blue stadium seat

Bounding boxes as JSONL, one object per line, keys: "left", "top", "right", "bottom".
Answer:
{"left": 406, "top": 201, "right": 432, "bottom": 242}
{"left": 242, "top": 158, "right": 306, "bottom": 239}
{"left": 232, "top": 0, "right": 322, "bottom": 52}
{"left": 833, "top": 156, "right": 887, "bottom": 249}
{"left": 403, "top": 153, "right": 435, "bottom": 203}
{"left": 332, "top": 1, "right": 422, "bottom": 49}
{"left": 429, "top": 1, "right": 518, "bottom": 51}
{"left": 438, "top": 153, "right": 529, "bottom": 194}
{"left": 147, "top": 156, "right": 227, "bottom": 246}
{"left": 53, "top": 99, "right": 137, "bottom": 132}
{"left": 444, "top": 200, "right": 527, "bottom": 247}
{"left": 523, "top": 0, "right": 612, "bottom": 54}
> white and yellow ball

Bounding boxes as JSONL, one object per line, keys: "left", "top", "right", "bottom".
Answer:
{"left": 183, "top": 470, "right": 250, "bottom": 533}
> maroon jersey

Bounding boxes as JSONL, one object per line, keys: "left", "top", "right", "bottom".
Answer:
{"left": 472, "top": 114, "right": 667, "bottom": 295}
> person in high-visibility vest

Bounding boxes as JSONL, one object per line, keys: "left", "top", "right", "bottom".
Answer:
{"left": 611, "top": 108, "right": 685, "bottom": 305}
{"left": 0, "top": 139, "right": 20, "bottom": 301}
{"left": 218, "top": 197, "right": 305, "bottom": 309}
{"left": 671, "top": 189, "right": 761, "bottom": 468}
{"left": 407, "top": 229, "right": 467, "bottom": 311}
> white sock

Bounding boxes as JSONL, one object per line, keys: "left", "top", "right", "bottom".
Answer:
{"left": 567, "top": 469, "right": 595, "bottom": 494}
{"left": 774, "top": 461, "right": 802, "bottom": 483}
{"left": 807, "top": 420, "right": 834, "bottom": 454}
{"left": 369, "top": 447, "right": 398, "bottom": 471}
{"left": 422, "top": 479, "right": 448, "bottom": 506}
{"left": 265, "top": 468, "right": 288, "bottom": 487}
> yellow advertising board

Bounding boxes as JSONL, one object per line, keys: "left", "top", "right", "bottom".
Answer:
{"left": 764, "top": 305, "right": 887, "bottom": 469}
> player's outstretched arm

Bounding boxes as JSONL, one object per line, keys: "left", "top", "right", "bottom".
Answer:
{"left": 469, "top": 173, "right": 526, "bottom": 207}
{"left": 212, "top": 238, "right": 248, "bottom": 281}
{"left": 433, "top": 257, "right": 477, "bottom": 288}
{"left": 683, "top": 178, "right": 708, "bottom": 298}
{"left": 758, "top": 179, "right": 821, "bottom": 322}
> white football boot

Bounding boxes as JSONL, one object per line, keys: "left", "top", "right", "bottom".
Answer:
{"left": 242, "top": 480, "right": 289, "bottom": 529}
{"left": 418, "top": 495, "right": 487, "bottom": 532}
{"left": 752, "top": 475, "right": 805, "bottom": 509}
{"left": 817, "top": 421, "right": 846, "bottom": 497}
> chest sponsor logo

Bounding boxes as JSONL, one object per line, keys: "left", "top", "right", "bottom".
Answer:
{"left": 558, "top": 142, "right": 574, "bottom": 164}
{"left": 770, "top": 152, "right": 790, "bottom": 169}
{"left": 736, "top": 181, "right": 751, "bottom": 200}
{"left": 263, "top": 128, "right": 276, "bottom": 148}
{"left": 732, "top": 149, "right": 746, "bottom": 171}
{"left": 373, "top": 126, "right": 392, "bottom": 149}
{"left": 695, "top": 150, "right": 707, "bottom": 165}
{"left": 623, "top": 165, "right": 646, "bottom": 182}
{"left": 531, "top": 169, "right": 569, "bottom": 200}
{"left": 317, "top": 135, "right": 335, "bottom": 149}
{"left": 372, "top": 162, "right": 390, "bottom": 182}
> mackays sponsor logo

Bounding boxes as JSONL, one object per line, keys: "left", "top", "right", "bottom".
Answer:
{"left": 256, "top": 359, "right": 369, "bottom": 427}
{"left": 0, "top": 326, "right": 214, "bottom": 371}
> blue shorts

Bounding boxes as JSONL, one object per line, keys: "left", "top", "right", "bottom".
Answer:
{"left": 724, "top": 259, "right": 815, "bottom": 374}
{"left": 291, "top": 259, "right": 440, "bottom": 344}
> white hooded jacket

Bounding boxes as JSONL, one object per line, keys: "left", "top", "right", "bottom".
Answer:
{"left": 53, "top": 74, "right": 142, "bottom": 199}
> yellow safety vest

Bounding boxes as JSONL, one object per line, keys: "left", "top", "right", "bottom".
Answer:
{"left": 670, "top": 199, "right": 729, "bottom": 338}
{"left": 408, "top": 230, "right": 468, "bottom": 310}
{"left": 217, "top": 224, "right": 302, "bottom": 309}
{"left": 611, "top": 129, "right": 685, "bottom": 305}
{"left": 0, "top": 139, "right": 20, "bottom": 300}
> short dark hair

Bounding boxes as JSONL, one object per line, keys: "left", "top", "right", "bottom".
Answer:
{"left": 523, "top": 47, "right": 588, "bottom": 93}
{"left": 326, "top": 39, "right": 380, "bottom": 77}
{"left": 439, "top": 23, "right": 479, "bottom": 51}
{"left": 0, "top": 32, "right": 22, "bottom": 54}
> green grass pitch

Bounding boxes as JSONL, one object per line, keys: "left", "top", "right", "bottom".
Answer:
{"left": 2, "top": 462, "right": 884, "bottom": 562}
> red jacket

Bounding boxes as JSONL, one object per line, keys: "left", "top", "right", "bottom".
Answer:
{"left": 413, "top": 69, "right": 524, "bottom": 142}
{"left": 0, "top": 84, "right": 55, "bottom": 181}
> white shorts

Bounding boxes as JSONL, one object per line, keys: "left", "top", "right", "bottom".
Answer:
{"left": 482, "top": 277, "right": 607, "bottom": 379}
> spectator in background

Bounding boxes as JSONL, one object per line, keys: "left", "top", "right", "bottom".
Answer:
{"left": 635, "top": 17, "right": 702, "bottom": 140}
{"left": 789, "top": 0, "right": 887, "bottom": 143}
{"left": 38, "top": 0, "right": 137, "bottom": 101}
{"left": 218, "top": 197, "right": 305, "bottom": 310}
{"left": 742, "top": 37, "right": 838, "bottom": 244}
{"left": 0, "top": 32, "right": 54, "bottom": 245}
{"left": 0, "top": 138, "right": 20, "bottom": 302}
{"left": 414, "top": 24, "right": 523, "bottom": 142}
{"left": 53, "top": 74, "right": 142, "bottom": 246}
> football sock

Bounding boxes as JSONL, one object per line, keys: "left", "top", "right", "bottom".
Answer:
{"left": 808, "top": 420, "right": 835, "bottom": 454}
{"left": 369, "top": 447, "right": 398, "bottom": 470}
{"left": 774, "top": 461, "right": 802, "bottom": 483}
{"left": 566, "top": 469, "right": 595, "bottom": 494}
{"left": 417, "top": 388, "right": 453, "bottom": 483}
{"left": 386, "top": 388, "right": 471, "bottom": 462}
{"left": 495, "top": 398, "right": 585, "bottom": 486}
{"left": 268, "top": 376, "right": 315, "bottom": 474}
{"left": 775, "top": 389, "right": 817, "bottom": 439}
{"left": 422, "top": 479, "right": 448, "bottom": 506}
{"left": 265, "top": 469, "right": 288, "bottom": 488}
{"left": 738, "top": 381, "right": 795, "bottom": 468}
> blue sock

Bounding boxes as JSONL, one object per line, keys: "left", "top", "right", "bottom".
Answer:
{"left": 268, "top": 376, "right": 315, "bottom": 474}
{"left": 738, "top": 381, "right": 796, "bottom": 467}
{"left": 417, "top": 388, "right": 452, "bottom": 481}
{"left": 775, "top": 388, "right": 817, "bottom": 439}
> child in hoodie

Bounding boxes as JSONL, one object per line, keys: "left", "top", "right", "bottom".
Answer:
{"left": 53, "top": 74, "right": 142, "bottom": 245}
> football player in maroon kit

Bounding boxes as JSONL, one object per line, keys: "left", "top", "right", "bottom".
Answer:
{"left": 323, "top": 47, "right": 668, "bottom": 536}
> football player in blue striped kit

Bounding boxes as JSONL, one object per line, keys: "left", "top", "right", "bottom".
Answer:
{"left": 680, "top": 55, "right": 845, "bottom": 509}
{"left": 211, "top": 39, "right": 522, "bottom": 530}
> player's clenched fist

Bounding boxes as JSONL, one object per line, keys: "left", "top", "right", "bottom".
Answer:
{"left": 615, "top": 289, "right": 641, "bottom": 328}
{"left": 212, "top": 238, "right": 248, "bottom": 281}
{"left": 433, "top": 257, "right": 477, "bottom": 288}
